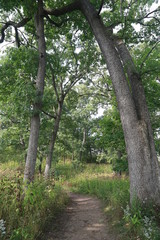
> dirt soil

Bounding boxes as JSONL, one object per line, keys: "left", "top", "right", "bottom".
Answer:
{"left": 40, "top": 193, "right": 118, "bottom": 240}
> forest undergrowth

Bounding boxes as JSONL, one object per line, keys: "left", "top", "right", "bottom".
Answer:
{"left": 0, "top": 161, "right": 68, "bottom": 240}
{"left": 0, "top": 161, "right": 160, "bottom": 240}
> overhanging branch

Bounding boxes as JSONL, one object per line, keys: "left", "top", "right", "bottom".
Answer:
{"left": 43, "top": 1, "right": 80, "bottom": 16}
{"left": 137, "top": 7, "right": 160, "bottom": 22}
{"left": 45, "top": 14, "right": 69, "bottom": 27}
{"left": 0, "top": 17, "right": 31, "bottom": 43}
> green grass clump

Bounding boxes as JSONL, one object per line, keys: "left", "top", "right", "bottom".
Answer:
{"left": 71, "top": 177, "right": 129, "bottom": 207}
{"left": 54, "top": 160, "right": 85, "bottom": 181}
{"left": 122, "top": 199, "right": 160, "bottom": 240}
{"left": 0, "top": 172, "right": 68, "bottom": 240}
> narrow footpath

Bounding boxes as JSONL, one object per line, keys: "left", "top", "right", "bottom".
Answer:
{"left": 41, "top": 193, "right": 118, "bottom": 240}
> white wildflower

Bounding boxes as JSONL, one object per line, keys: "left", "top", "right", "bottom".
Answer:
{"left": 0, "top": 219, "right": 6, "bottom": 236}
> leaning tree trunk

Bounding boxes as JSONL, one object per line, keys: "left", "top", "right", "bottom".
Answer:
{"left": 44, "top": 101, "right": 63, "bottom": 178}
{"left": 115, "top": 40, "right": 160, "bottom": 198}
{"left": 79, "top": 0, "right": 160, "bottom": 204}
{"left": 115, "top": 40, "right": 159, "bottom": 166}
{"left": 24, "top": 0, "right": 46, "bottom": 183}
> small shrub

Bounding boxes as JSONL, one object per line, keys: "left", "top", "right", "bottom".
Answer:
{"left": 123, "top": 201, "right": 160, "bottom": 240}
{"left": 112, "top": 156, "right": 128, "bottom": 175}
{"left": 96, "top": 152, "right": 108, "bottom": 164}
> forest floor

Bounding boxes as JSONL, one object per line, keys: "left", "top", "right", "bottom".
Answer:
{"left": 40, "top": 192, "right": 119, "bottom": 240}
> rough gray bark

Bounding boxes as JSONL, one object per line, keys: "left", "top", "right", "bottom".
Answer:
{"left": 24, "top": 0, "right": 46, "bottom": 183}
{"left": 115, "top": 39, "right": 158, "bottom": 158}
{"left": 79, "top": 128, "right": 86, "bottom": 161}
{"left": 78, "top": 0, "right": 160, "bottom": 204}
{"left": 44, "top": 101, "right": 63, "bottom": 178}
{"left": 115, "top": 40, "right": 160, "bottom": 200}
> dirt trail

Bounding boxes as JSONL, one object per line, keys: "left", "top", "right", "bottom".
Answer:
{"left": 41, "top": 193, "right": 118, "bottom": 240}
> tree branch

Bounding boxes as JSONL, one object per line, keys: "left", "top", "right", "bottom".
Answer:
{"left": 140, "top": 41, "right": 160, "bottom": 72}
{"left": 60, "top": 77, "right": 64, "bottom": 97}
{"left": 97, "top": 0, "right": 105, "bottom": 15}
{"left": 0, "top": 17, "right": 31, "bottom": 43}
{"left": 41, "top": 109, "right": 56, "bottom": 119}
{"left": 69, "top": 39, "right": 79, "bottom": 75}
{"left": 45, "top": 14, "right": 69, "bottom": 27}
{"left": 52, "top": 74, "right": 60, "bottom": 102}
{"left": 15, "top": 27, "right": 20, "bottom": 47}
{"left": 16, "top": 17, "right": 32, "bottom": 28}
{"left": 137, "top": 7, "right": 160, "bottom": 22}
{"left": 43, "top": 1, "right": 80, "bottom": 16}
{"left": 64, "top": 73, "right": 83, "bottom": 97}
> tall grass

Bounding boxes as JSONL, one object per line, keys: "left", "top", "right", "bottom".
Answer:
{"left": 0, "top": 165, "right": 68, "bottom": 240}
{"left": 71, "top": 177, "right": 129, "bottom": 206}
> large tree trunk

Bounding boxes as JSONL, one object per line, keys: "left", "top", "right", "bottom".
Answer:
{"left": 44, "top": 101, "right": 63, "bottom": 178}
{"left": 24, "top": 0, "right": 46, "bottom": 183}
{"left": 79, "top": 0, "right": 160, "bottom": 204}
{"left": 115, "top": 40, "right": 158, "bottom": 163}
{"left": 116, "top": 42, "right": 160, "bottom": 160}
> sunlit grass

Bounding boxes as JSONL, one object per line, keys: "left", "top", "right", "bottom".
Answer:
{"left": 0, "top": 160, "right": 20, "bottom": 170}
{"left": 0, "top": 160, "right": 24, "bottom": 180}
{"left": 55, "top": 161, "right": 114, "bottom": 183}
{"left": 0, "top": 161, "right": 68, "bottom": 240}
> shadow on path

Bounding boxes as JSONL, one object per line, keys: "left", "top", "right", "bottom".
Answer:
{"left": 39, "top": 193, "right": 118, "bottom": 240}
